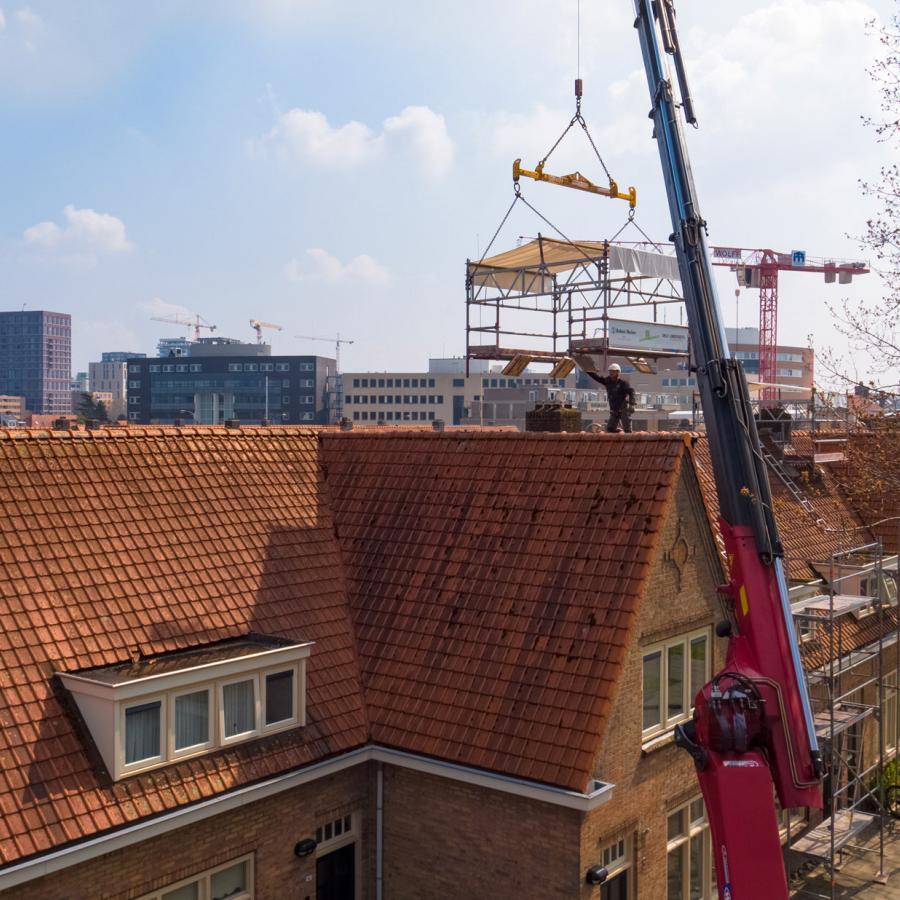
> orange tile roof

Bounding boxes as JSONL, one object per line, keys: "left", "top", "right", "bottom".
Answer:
{"left": 0, "top": 428, "right": 367, "bottom": 867}
{"left": 323, "top": 431, "right": 689, "bottom": 792}
{"left": 690, "top": 436, "right": 872, "bottom": 581}
{"left": 0, "top": 427, "right": 690, "bottom": 868}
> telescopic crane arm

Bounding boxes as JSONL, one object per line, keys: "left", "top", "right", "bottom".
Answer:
{"left": 631, "top": 2, "right": 822, "bottom": 896}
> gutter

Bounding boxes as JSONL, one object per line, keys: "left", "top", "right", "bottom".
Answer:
{"left": 0, "top": 745, "right": 614, "bottom": 891}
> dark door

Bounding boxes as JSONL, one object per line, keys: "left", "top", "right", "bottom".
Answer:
{"left": 316, "top": 842, "right": 355, "bottom": 900}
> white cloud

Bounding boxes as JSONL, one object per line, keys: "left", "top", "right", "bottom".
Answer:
{"left": 24, "top": 205, "right": 132, "bottom": 266}
{"left": 267, "top": 109, "right": 383, "bottom": 167}
{"left": 0, "top": 9, "right": 6, "bottom": 30}
{"left": 284, "top": 248, "right": 391, "bottom": 289}
{"left": 257, "top": 104, "right": 454, "bottom": 177}
{"left": 138, "top": 297, "right": 192, "bottom": 319}
{"left": 14, "top": 6, "right": 40, "bottom": 29}
{"left": 383, "top": 106, "right": 454, "bottom": 176}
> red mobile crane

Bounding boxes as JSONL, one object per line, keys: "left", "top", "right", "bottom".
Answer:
{"left": 711, "top": 247, "right": 869, "bottom": 402}
{"left": 632, "top": 3, "right": 824, "bottom": 897}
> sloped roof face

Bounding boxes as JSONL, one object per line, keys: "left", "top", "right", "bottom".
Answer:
{"left": 0, "top": 428, "right": 367, "bottom": 866}
{"left": 323, "top": 431, "right": 687, "bottom": 791}
{"left": 691, "top": 437, "right": 869, "bottom": 581}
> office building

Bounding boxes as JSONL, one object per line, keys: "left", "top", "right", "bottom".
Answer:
{"left": 0, "top": 395, "right": 26, "bottom": 424}
{"left": 127, "top": 341, "right": 335, "bottom": 424}
{"left": 725, "top": 327, "right": 814, "bottom": 400}
{"left": 89, "top": 352, "right": 146, "bottom": 420}
{"left": 0, "top": 310, "right": 71, "bottom": 414}
{"left": 343, "top": 360, "right": 574, "bottom": 426}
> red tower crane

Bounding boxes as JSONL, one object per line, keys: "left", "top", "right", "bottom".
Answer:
{"left": 710, "top": 247, "right": 869, "bottom": 403}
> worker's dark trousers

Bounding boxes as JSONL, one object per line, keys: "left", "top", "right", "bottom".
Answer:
{"left": 606, "top": 409, "right": 633, "bottom": 433}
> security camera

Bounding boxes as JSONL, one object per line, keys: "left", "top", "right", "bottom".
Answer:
{"left": 585, "top": 865, "right": 609, "bottom": 885}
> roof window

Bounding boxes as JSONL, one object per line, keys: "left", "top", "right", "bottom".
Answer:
{"left": 58, "top": 636, "right": 312, "bottom": 780}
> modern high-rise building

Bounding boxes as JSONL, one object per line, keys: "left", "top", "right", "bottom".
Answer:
{"left": 126, "top": 340, "right": 335, "bottom": 424}
{"left": 0, "top": 310, "right": 72, "bottom": 414}
{"left": 89, "top": 352, "right": 146, "bottom": 420}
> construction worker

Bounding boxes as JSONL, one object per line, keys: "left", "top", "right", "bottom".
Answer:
{"left": 587, "top": 363, "right": 636, "bottom": 433}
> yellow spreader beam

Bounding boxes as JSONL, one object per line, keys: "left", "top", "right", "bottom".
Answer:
{"left": 513, "top": 159, "right": 637, "bottom": 209}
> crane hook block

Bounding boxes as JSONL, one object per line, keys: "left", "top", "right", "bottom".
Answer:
{"left": 511, "top": 158, "right": 637, "bottom": 209}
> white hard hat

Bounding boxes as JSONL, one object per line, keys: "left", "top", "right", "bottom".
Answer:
{"left": 608, "top": 363, "right": 621, "bottom": 372}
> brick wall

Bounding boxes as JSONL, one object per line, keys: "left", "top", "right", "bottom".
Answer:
{"left": 579, "top": 465, "right": 725, "bottom": 897}
{"left": 379, "top": 765, "right": 581, "bottom": 899}
{"left": 2, "top": 766, "right": 371, "bottom": 900}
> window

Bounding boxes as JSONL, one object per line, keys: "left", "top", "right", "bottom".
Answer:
{"left": 352, "top": 379, "right": 360, "bottom": 388}
{"left": 300, "top": 362, "right": 314, "bottom": 371}
{"left": 129, "top": 412, "right": 139, "bottom": 420}
{"left": 163, "top": 365, "right": 175, "bottom": 373}
{"left": 353, "top": 412, "right": 359, "bottom": 421}
{"left": 387, "top": 378, "right": 394, "bottom": 387}
{"left": 667, "top": 798, "right": 714, "bottom": 899}
{"left": 260, "top": 363, "right": 273, "bottom": 372}
{"left": 129, "top": 396, "right": 139, "bottom": 405}
{"left": 276, "top": 363, "right": 290, "bottom": 372}
{"left": 301, "top": 396, "right": 314, "bottom": 405}
{"left": 176, "top": 364, "right": 188, "bottom": 373}
{"left": 597, "top": 836, "right": 632, "bottom": 899}
{"left": 128, "top": 364, "right": 142, "bottom": 373}
{"left": 429, "top": 378, "right": 435, "bottom": 388}
{"left": 149, "top": 365, "right": 161, "bottom": 373}
{"left": 265, "top": 669, "right": 296, "bottom": 727}
{"left": 64, "top": 642, "right": 311, "bottom": 779}
{"left": 300, "top": 379, "right": 314, "bottom": 387}
{"left": 453, "top": 378, "right": 464, "bottom": 387}
{"left": 300, "top": 412, "right": 314, "bottom": 421}
{"left": 129, "top": 380, "right": 141, "bottom": 388}
{"left": 172, "top": 688, "right": 211, "bottom": 755}
{"left": 124, "top": 700, "right": 162, "bottom": 766}
{"left": 362, "top": 378, "right": 369, "bottom": 387}
{"left": 378, "top": 378, "right": 385, "bottom": 387}
{"left": 643, "top": 631, "right": 709, "bottom": 741}
{"left": 227, "top": 363, "right": 242, "bottom": 372}
{"left": 138, "top": 855, "right": 253, "bottom": 900}
{"left": 190, "top": 364, "right": 202, "bottom": 372}
{"left": 315, "top": 812, "right": 358, "bottom": 852}
{"left": 245, "top": 363, "right": 258, "bottom": 372}
{"left": 221, "top": 678, "right": 258, "bottom": 741}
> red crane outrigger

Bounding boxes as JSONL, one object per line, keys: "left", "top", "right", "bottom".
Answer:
{"left": 631, "top": 2, "right": 823, "bottom": 896}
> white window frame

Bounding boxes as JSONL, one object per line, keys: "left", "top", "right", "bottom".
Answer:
{"left": 219, "top": 674, "right": 260, "bottom": 745}
{"left": 262, "top": 664, "right": 300, "bottom": 731}
{"left": 119, "top": 697, "right": 166, "bottom": 775}
{"left": 137, "top": 853, "right": 254, "bottom": 900}
{"left": 597, "top": 834, "right": 633, "bottom": 898}
{"left": 169, "top": 684, "right": 215, "bottom": 759}
{"left": 642, "top": 629, "right": 710, "bottom": 742}
{"left": 666, "top": 797, "right": 714, "bottom": 900}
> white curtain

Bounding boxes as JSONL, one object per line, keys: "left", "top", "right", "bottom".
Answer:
{"left": 125, "top": 701, "right": 160, "bottom": 764}
{"left": 223, "top": 680, "right": 255, "bottom": 737}
{"left": 175, "top": 690, "right": 209, "bottom": 750}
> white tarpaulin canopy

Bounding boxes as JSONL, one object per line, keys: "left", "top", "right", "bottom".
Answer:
{"left": 468, "top": 238, "right": 681, "bottom": 294}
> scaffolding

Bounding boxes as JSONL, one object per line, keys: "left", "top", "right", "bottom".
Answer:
{"left": 791, "top": 542, "right": 900, "bottom": 897}
{"left": 465, "top": 237, "right": 689, "bottom": 374}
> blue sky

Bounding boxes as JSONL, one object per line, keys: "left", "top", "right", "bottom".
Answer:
{"left": 0, "top": 0, "right": 895, "bottom": 386}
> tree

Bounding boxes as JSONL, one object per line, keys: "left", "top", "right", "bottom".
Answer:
{"left": 829, "top": 9, "right": 900, "bottom": 387}
{"left": 74, "top": 392, "right": 109, "bottom": 423}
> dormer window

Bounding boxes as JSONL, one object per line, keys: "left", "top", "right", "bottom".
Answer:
{"left": 58, "top": 636, "right": 312, "bottom": 780}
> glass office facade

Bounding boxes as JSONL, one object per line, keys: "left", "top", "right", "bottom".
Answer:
{"left": 126, "top": 356, "right": 333, "bottom": 425}
{"left": 0, "top": 310, "right": 72, "bottom": 414}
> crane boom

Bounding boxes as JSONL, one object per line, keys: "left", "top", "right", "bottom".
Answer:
{"left": 632, "top": 2, "right": 822, "bottom": 896}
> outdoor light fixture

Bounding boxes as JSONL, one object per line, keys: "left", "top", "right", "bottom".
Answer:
{"left": 585, "top": 865, "right": 609, "bottom": 886}
{"left": 294, "top": 838, "right": 317, "bottom": 858}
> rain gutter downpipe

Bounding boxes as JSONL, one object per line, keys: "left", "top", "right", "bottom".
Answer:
{"left": 376, "top": 762, "right": 384, "bottom": 900}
